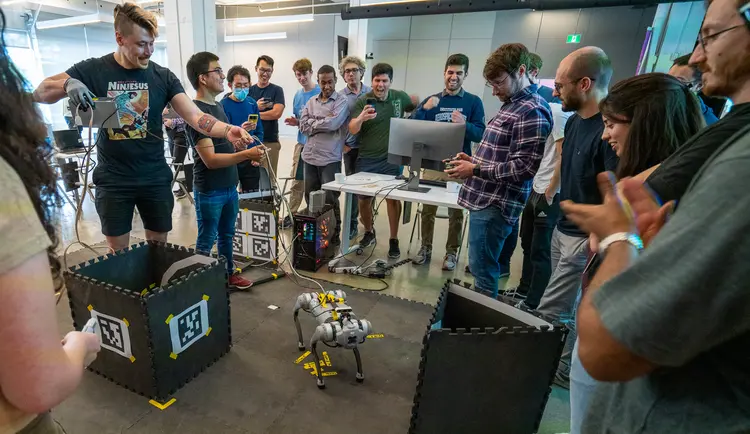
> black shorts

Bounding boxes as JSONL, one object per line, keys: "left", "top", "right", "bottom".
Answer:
{"left": 95, "top": 185, "right": 174, "bottom": 237}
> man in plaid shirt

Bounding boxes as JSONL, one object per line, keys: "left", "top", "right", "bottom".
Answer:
{"left": 447, "top": 43, "right": 552, "bottom": 297}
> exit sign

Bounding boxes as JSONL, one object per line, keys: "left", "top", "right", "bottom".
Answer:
{"left": 566, "top": 34, "right": 582, "bottom": 44}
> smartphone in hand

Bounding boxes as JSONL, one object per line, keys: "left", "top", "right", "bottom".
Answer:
{"left": 366, "top": 98, "right": 377, "bottom": 114}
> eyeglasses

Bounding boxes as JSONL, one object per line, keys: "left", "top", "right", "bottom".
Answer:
{"left": 201, "top": 67, "right": 224, "bottom": 76}
{"left": 553, "top": 77, "right": 596, "bottom": 93}
{"left": 258, "top": 67, "right": 273, "bottom": 74}
{"left": 343, "top": 68, "right": 362, "bottom": 75}
{"left": 233, "top": 84, "right": 250, "bottom": 89}
{"left": 697, "top": 24, "right": 744, "bottom": 51}
{"left": 485, "top": 74, "right": 510, "bottom": 89}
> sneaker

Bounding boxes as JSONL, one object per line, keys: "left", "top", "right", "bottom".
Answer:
{"left": 388, "top": 238, "right": 400, "bottom": 259}
{"left": 349, "top": 225, "right": 359, "bottom": 240}
{"left": 280, "top": 216, "right": 293, "bottom": 229}
{"left": 499, "top": 271, "right": 510, "bottom": 279}
{"left": 515, "top": 300, "right": 532, "bottom": 310}
{"left": 502, "top": 286, "right": 527, "bottom": 300}
{"left": 358, "top": 231, "right": 376, "bottom": 248}
{"left": 228, "top": 274, "right": 254, "bottom": 290}
{"left": 442, "top": 253, "right": 457, "bottom": 271}
{"left": 412, "top": 246, "right": 432, "bottom": 265}
{"left": 464, "top": 264, "right": 472, "bottom": 274}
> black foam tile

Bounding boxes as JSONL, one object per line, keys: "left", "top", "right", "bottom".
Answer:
{"left": 266, "top": 386, "right": 412, "bottom": 434}
{"left": 171, "top": 344, "right": 303, "bottom": 434}
{"left": 364, "top": 295, "right": 434, "bottom": 344}
{"left": 123, "top": 404, "right": 247, "bottom": 434}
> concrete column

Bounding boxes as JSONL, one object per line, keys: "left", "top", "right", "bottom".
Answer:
{"left": 163, "top": 0, "right": 217, "bottom": 96}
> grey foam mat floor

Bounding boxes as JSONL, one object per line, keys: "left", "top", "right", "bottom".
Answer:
{"left": 55, "top": 242, "right": 434, "bottom": 433}
{"left": 55, "top": 241, "right": 571, "bottom": 434}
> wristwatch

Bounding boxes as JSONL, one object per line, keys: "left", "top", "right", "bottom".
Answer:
{"left": 472, "top": 164, "right": 481, "bottom": 178}
{"left": 598, "top": 232, "right": 643, "bottom": 255}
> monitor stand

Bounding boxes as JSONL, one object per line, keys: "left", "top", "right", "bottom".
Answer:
{"left": 399, "top": 141, "right": 430, "bottom": 193}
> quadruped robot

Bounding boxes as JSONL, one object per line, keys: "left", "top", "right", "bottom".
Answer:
{"left": 293, "top": 290, "right": 372, "bottom": 389}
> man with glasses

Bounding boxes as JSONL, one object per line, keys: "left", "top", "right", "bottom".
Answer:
{"left": 410, "top": 53, "right": 486, "bottom": 271}
{"left": 339, "top": 56, "right": 371, "bottom": 240}
{"left": 569, "top": 1, "right": 750, "bottom": 431}
{"left": 249, "top": 55, "right": 285, "bottom": 176}
{"left": 668, "top": 54, "right": 719, "bottom": 125}
{"left": 534, "top": 46, "right": 618, "bottom": 390}
{"left": 281, "top": 58, "right": 320, "bottom": 228}
{"left": 644, "top": 0, "right": 750, "bottom": 204}
{"left": 221, "top": 65, "right": 264, "bottom": 192}
{"left": 445, "top": 43, "right": 551, "bottom": 297}
{"left": 32, "top": 2, "right": 253, "bottom": 253}
{"left": 185, "top": 52, "right": 265, "bottom": 290}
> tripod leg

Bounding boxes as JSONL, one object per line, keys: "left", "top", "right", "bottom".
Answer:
{"left": 353, "top": 347, "right": 364, "bottom": 383}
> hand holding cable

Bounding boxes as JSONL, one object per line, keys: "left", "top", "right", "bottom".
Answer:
{"left": 64, "top": 78, "right": 96, "bottom": 111}
{"left": 225, "top": 124, "right": 254, "bottom": 151}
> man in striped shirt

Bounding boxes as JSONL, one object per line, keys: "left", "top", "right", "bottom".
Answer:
{"left": 447, "top": 43, "right": 552, "bottom": 297}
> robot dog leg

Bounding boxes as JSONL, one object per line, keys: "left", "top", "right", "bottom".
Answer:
{"left": 293, "top": 291, "right": 372, "bottom": 389}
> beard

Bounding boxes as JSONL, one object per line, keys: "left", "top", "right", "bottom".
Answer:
{"left": 561, "top": 92, "right": 582, "bottom": 112}
{"left": 700, "top": 56, "right": 750, "bottom": 99}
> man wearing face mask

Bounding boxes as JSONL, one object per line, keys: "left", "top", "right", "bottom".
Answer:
{"left": 668, "top": 54, "right": 719, "bottom": 126}
{"left": 221, "top": 65, "right": 264, "bottom": 192}
{"left": 300, "top": 65, "right": 350, "bottom": 246}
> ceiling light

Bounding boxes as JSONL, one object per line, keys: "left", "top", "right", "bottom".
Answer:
{"left": 224, "top": 31, "right": 287, "bottom": 42}
{"left": 218, "top": 0, "right": 298, "bottom": 4}
{"left": 36, "top": 12, "right": 114, "bottom": 30}
{"left": 360, "top": 0, "right": 425, "bottom": 5}
{"left": 1, "top": 0, "right": 27, "bottom": 6}
{"left": 235, "top": 14, "right": 313, "bottom": 27}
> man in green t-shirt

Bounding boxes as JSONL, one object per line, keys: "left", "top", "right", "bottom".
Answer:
{"left": 349, "top": 63, "right": 417, "bottom": 259}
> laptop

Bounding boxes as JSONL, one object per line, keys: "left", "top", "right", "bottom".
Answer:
{"left": 76, "top": 98, "right": 121, "bottom": 129}
{"left": 53, "top": 129, "right": 84, "bottom": 152}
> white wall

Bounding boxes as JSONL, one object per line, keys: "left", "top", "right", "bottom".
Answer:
{"left": 367, "top": 6, "right": 657, "bottom": 117}
{"left": 217, "top": 14, "right": 348, "bottom": 138}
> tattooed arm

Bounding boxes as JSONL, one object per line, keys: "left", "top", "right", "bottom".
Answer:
{"left": 170, "top": 93, "right": 248, "bottom": 145}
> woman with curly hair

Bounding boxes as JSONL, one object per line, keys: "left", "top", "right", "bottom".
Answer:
{"left": 0, "top": 8, "right": 100, "bottom": 434}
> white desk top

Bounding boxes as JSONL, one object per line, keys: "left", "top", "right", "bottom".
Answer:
{"left": 322, "top": 172, "right": 462, "bottom": 209}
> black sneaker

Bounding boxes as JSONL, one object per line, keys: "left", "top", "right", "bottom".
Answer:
{"left": 280, "top": 216, "right": 293, "bottom": 229}
{"left": 358, "top": 231, "right": 376, "bottom": 248}
{"left": 349, "top": 225, "right": 359, "bottom": 240}
{"left": 388, "top": 238, "right": 400, "bottom": 259}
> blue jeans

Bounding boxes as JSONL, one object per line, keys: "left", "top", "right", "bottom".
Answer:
{"left": 194, "top": 187, "right": 239, "bottom": 275}
{"left": 468, "top": 206, "right": 514, "bottom": 297}
{"left": 570, "top": 338, "right": 598, "bottom": 434}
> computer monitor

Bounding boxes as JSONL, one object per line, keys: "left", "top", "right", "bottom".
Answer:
{"left": 387, "top": 118, "right": 464, "bottom": 192}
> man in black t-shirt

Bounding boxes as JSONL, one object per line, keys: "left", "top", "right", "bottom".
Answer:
{"left": 185, "top": 52, "right": 265, "bottom": 290}
{"left": 535, "top": 47, "right": 618, "bottom": 388}
{"left": 248, "top": 55, "right": 285, "bottom": 177}
{"left": 32, "top": 3, "right": 252, "bottom": 253}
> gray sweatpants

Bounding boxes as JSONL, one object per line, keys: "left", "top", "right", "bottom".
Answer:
{"left": 536, "top": 227, "right": 588, "bottom": 378}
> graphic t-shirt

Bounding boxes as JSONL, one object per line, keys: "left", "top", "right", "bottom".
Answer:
{"left": 557, "top": 113, "right": 619, "bottom": 237}
{"left": 185, "top": 100, "right": 239, "bottom": 193}
{"left": 351, "top": 89, "right": 415, "bottom": 159}
{"left": 248, "top": 83, "right": 285, "bottom": 143}
{"left": 66, "top": 54, "right": 184, "bottom": 188}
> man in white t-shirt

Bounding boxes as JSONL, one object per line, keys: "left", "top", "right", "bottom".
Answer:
{"left": 511, "top": 102, "right": 571, "bottom": 309}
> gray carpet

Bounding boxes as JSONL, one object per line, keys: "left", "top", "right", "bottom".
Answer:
{"left": 54, "top": 241, "right": 434, "bottom": 434}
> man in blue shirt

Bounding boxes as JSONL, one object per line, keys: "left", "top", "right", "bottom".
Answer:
{"left": 528, "top": 52, "right": 560, "bottom": 104}
{"left": 668, "top": 54, "right": 719, "bottom": 126}
{"left": 220, "top": 65, "right": 264, "bottom": 192}
{"left": 282, "top": 58, "right": 320, "bottom": 227}
{"left": 339, "top": 56, "right": 371, "bottom": 240}
{"left": 410, "top": 53, "right": 486, "bottom": 271}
